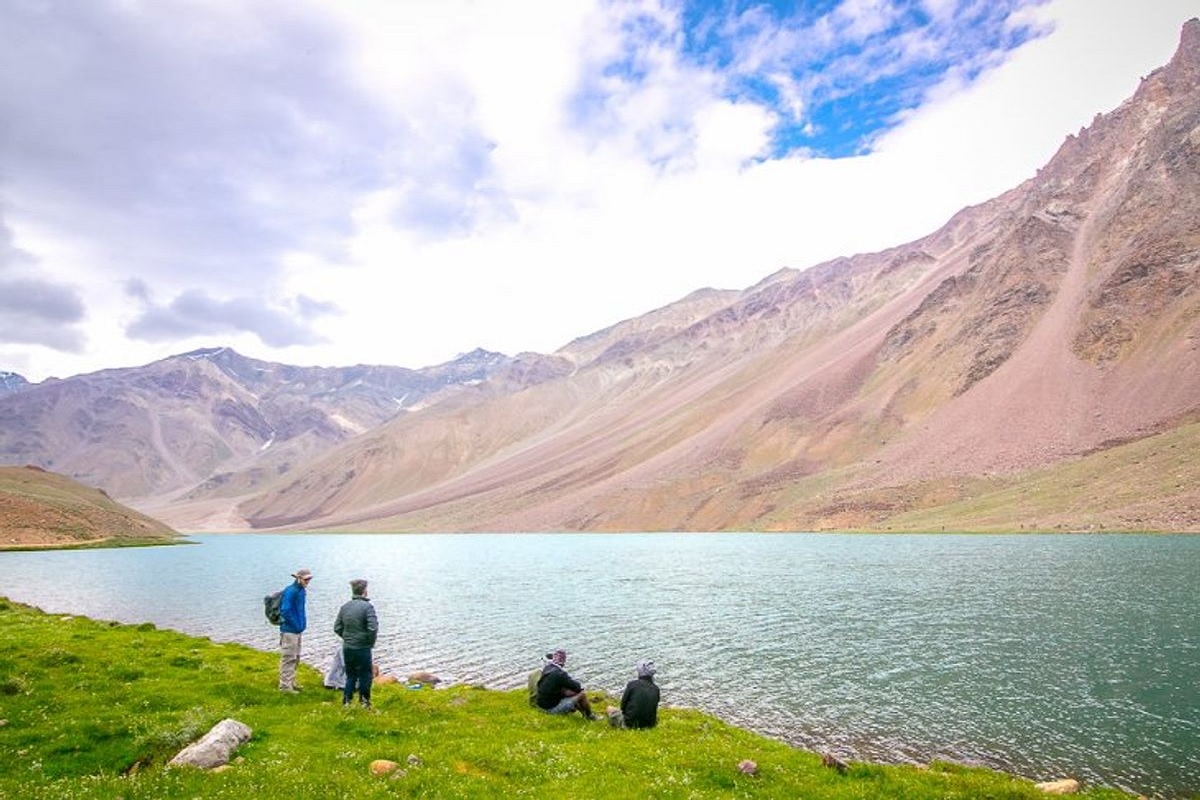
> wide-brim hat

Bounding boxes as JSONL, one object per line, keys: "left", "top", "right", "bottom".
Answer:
{"left": 293, "top": 569, "right": 314, "bottom": 580}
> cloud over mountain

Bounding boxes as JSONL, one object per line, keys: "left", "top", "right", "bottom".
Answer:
{"left": 0, "top": 1, "right": 1195, "bottom": 383}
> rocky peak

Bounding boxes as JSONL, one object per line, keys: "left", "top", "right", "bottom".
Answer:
{"left": 173, "top": 347, "right": 274, "bottom": 386}
{"left": 1029, "top": 17, "right": 1200, "bottom": 213}
{"left": 449, "top": 347, "right": 509, "bottom": 368}
{"left": 424, "top": 348, "right": 514, "bottom": 385}
{"left": 0, "top": 371, "right": 30, "bottom": 396}
{"left": 1130, "top": 17, "right": 1200, "bottom": 105}
{"left": 1172, "top": 17, "right": 1200, "bottom": 75}
{"left": 180, "top": 346, "right": 229, "bottom": 359}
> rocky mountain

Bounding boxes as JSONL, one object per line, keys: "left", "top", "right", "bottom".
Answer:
{"left": 230, "top": 19, "right": 1200, "bottom": 534}
{"left": 0, "top": 346, "right": 539, "bottom": 507}
{"left": 0, "top": 371, "right": 29, "bottom": 397}
{"left": 4, "top": 22, "right": 1197, "bottom": 535}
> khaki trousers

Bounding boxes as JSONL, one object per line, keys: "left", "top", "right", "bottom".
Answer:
{"left": 279, "top": 632, "right": 302, "bottom": 689}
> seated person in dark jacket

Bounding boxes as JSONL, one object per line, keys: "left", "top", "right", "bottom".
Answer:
{"left": 608, "top": 659, "right": 661, "bottom": 729}
{"left": 535, "top": 649, "right": 597, "bottom": 720}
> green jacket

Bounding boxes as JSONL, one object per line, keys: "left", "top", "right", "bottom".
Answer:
{"left": 334, "top": 597, "right": 378, "bottom": 649}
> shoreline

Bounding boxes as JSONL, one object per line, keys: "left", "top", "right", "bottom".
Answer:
{"left": 0, "top": 594, "right": 1130, "bottom": 798}
{"left": 2, "top": 534, "right": 1192, "bottom": 797}
{"left": 0, "top": 595, "right": 1154, "bottom": 798}
{"left": 5, "top": 526, "right": 1194, "bottom": 552}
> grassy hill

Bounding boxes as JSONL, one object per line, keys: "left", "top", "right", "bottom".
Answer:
{"left": 0, "top": 597, "right": 1133, "bottom": 799}
{"left": 0, "top": 466, "right": 181, "bottom": 549}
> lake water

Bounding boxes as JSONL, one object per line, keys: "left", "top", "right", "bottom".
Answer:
{"left": 1, "top": 533, "right": 1197, "bottom": 798}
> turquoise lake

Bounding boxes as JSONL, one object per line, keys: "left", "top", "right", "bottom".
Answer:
{"left": 1, "top": 532, "right": 1196, "bottom": 798}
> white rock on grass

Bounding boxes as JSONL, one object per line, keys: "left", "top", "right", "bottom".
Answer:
{"left": 168, "top": 719, "right": 252, "bottom": 769}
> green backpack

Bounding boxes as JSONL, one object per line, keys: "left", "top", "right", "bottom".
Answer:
{"left": 527, "top": 669, "right": 543, "bottom": 706}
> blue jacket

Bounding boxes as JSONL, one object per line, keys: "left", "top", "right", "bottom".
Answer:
{"left": 280, "top": 581, "right": 307, "bottom": 634}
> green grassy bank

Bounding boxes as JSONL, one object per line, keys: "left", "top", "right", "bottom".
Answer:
{"left": 0, "top": 597, "right": 1132, "bottom": 799}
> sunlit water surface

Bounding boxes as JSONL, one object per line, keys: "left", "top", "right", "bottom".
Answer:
{"left": 2, "top": 533, "right": 1197, "bottom": 798}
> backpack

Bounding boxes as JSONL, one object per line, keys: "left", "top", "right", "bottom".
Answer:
{"left": 528, "top": 668, "right": 544, "bottom": 707}
{"left": 264, "top": 589, "right": 284, "bottom": 626}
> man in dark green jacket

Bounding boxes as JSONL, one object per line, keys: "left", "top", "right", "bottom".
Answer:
{"left": 334, "top": 578, "right": 379, "bottom": 708}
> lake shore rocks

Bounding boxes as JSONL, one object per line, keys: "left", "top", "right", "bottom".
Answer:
{"left": 821, "top": 753, "right": 849, "bottom": 773}
{"left": 407, "top": 670, "right": 441, "bottom": 686}
{"left": 1034, "top": 778, "right": 1080, "bottom": 794}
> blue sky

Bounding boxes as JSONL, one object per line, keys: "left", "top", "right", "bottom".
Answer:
{"left": 0, "top": 0, "right": 1196, "bottom": 382}
{"left": 669, "top": 0, "right": 1046, "bottom": 157}
{"left": 566, "top": 0, "right": 1050, "bottom": 163}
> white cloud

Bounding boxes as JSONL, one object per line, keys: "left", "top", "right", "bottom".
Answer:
{"left": 1, "top": 0, "right": 1196, "bottom": 382}
{"left": 872, "top": 0, "right": 1199, "bottom": 220}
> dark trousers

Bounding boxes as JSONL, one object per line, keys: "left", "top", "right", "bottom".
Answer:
{"left": 343, "top": 647, "right": 373, "bottom": 705}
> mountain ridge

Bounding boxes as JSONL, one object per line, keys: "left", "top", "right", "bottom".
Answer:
{"left": 0, "top": 346, "right": 544, "bottom": 504}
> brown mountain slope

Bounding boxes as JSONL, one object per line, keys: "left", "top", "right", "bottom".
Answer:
{"left": 228, "top": 20, "right": 1200, "bottom": 535}
{"left": 0, "top": 465, "right": 180, "bottom": 549}
{"left": 874, "top": 21, "right": 1200, "bottom": 484}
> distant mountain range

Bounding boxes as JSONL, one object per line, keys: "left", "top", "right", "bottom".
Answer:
{"left": 0, "top": 345, "right": 566, "bottom": 502}
{"left": 3, "top": 20, "right": 1198, "bottom": 534}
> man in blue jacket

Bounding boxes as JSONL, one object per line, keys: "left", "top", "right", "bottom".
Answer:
{"left": 279, "top": 568, "right": 312, "bottom": 693}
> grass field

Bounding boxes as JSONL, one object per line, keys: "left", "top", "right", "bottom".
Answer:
{"left": 0, "top": 596, "right": 1137, "bottom": 799}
